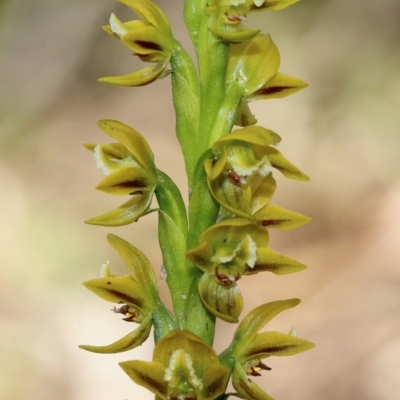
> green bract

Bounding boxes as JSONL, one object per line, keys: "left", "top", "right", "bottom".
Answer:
{"left": 120, "top": 330, "right": 231, "bottom": 400}
{"left": 99, "top": 0, "right": 174, "bottom": 86}
{"left": 84, "top": 119, "right": 157, "bottom": 227}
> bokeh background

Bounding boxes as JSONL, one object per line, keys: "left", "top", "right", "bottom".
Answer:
{"left": 1, "top": 0, "right": 400, "bottom": 399}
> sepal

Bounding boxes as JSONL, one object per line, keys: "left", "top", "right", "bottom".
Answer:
{"left": 254, "top": 204, "right": 311, "bottom": 230}
{"left": 79, "top": 313, "right": 153, "bottom": 354}
{"left": 247, "top": 72, "right": 308, "bottom": 101}
{"left": 198, "top": 274, "right": 243, "bottom": 323}
{"left": 226, "top": 34, "right": 280, "bottom": 96}
{"left": 231, "top": 360, "right": 275, "bottom": 400}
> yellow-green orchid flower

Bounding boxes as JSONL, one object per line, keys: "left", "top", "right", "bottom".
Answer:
{"left": 99, "top": 0, "right": 174, "bottom": 86}
{"left": 206, "top": 0, "right": 299, "bottom": 42}
{"left": 220, "top": 299, "right": 315, "bottom": 400}
{"left": 84, "top": 119, "right": 157, "bottom": 227}
{"left": 120, "top": 330, "right": 231, "bottom": 400}
{"left": 205, "top": 126, "right": 310, "bottom": 228}
{"left": 186, "top": 218, "right": 306, "bottom": 322}
{"left": 80, "top": 234, "right": 160, "bottom": 354}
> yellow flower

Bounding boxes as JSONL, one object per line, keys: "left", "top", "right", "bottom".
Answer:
{"left": 84, "top": 119, "right": 157, "bottom": 227}
{"left": 205, "top": 126, "right": 310, "bottom": 229}
{"left": 186, "top": 218, "right": 306, "bottom": 322}
{"left": 100, "top": 0, "right": 174, "bottom": 86}
{"left": 220, "top": 299, "right": 315, "bottom": 400}
{"left": 120, "top": 330, "right": 231, "bottom": 400}
{"left": 79, "top": 234, "right": 160, "bottom": 354}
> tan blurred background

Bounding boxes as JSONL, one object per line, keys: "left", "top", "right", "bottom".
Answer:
{"left": 1, "top": 0, "right": 400, "bottom": 399}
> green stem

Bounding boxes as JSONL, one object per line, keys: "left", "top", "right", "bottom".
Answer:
{"left": 197, "top": 19, "right": 230, "bottom": 150}
{"left": 184, "top": 0, "right": 207, "bottom": 52}
{"left": 170, "top": 40, "right": 201, "bottom": 188}
{"left": 208, "top": 81, "right": 243, "bottom": 146}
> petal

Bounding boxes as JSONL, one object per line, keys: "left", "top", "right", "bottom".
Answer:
{"left": 201, "top": 364, "right": 231, "bottom": 400}
{"left": 214, "top": 126, "right": 282, "bottom": 150}
{"left": 235, "top": 98, "right": 258, "bottom": 126}
{"left": 153, "top": 330, "right": 220, "bottom": 376}
{"left": 232, "top": 299, "right": 300, "bottom": 351}
{"left": 98, "top": 61, "right": 168, "bottom": 87}
{"left": 83, "top": 275, "right": 146, "bottom": 310}
{"left": 226, "top": 34, "right": 280, "bottom": 96}
{"left": 241, "top": 331, "right": 315, "bottom": 360}
{"left": 106, "top": 234, "right": 158, "bottom": 301}
{"left": 262, "top": 147, "right": 309, "bottom": 181}
{"left": 97, "top": 120, "right": 155, "bottom": 172}
{"left": 122, "top": 24, "right": 174, "bottom": 54}
{"left": 247, "top": 72, "right": 308, "bottom": 101}
{"left": 79, "top": 313, "right": 152, "bottom": 354}
{"left": 117, "top": 0, "right": 172, "bottom": 37}
{"left": 93, "top": 143, "right": 140, "bottom": 176}
{"left": 198, "top": 274, "right": 243, "bottom": 323}
{"left": 185, "top": 241, "right": 213, "bottom": 272}
{"left": 254, "top": 204, "right": 311, "bottom": 230}
{"left": 207, "top": 13, "right": 260, "bottom": 42}
{"left": 95, "top": 166, "right": 153, "bottom": 195}
{"left": 84, "top": 191, "right": 153, "bottom": 227}
{"left": 232, "top": 361, "right": 275, "bottom": 400}
{"left": 251, "top": 248, "right": 307, "bottom": 275}
{"left": 119, "top": 359, "right": 168, "bottom": 398}
{"left": 249, "top": 173, "right": 277, "bottom": 214}
{"left": 206, "top": 159, "right": 253, "bottom": 218}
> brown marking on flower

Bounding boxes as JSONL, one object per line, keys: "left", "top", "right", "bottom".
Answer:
{"left": 140, "top": 373, "right": 167, "bottom": 397}
{"left": 260, "top": 219, "right": 287, "bottom": 227}
{"left": 226, "top": 13, "right": 243, "bottom": 22}
{"left": 216, "top": 273, "right": 232, "bottom": 286}
{"left": 256, "top": 86, "right": 292, "bottom": 95}
{"left": 247, "top": 345, "right": 295, "bottom": 356}
{"left": 106, "top": 289, "right": 143, "bottom": 307}
{"left": 237, "top": 376, "right": 257, "bottom": 400}
{"left": 227, "top": 170, "right": 241, "bottom": 183}
{"left": 135, "top": 40, "right": 163, "bottom": 52}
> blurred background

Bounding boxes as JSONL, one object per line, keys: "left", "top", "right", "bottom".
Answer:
{"left": 1, "top": 0, "right": 399, "bottom": 399}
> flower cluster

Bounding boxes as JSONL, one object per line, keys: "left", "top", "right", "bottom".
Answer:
{"left": 84, "top": 119, "right": 157, "bottom": 226}
{"left": 81, "top": 0, "right": 315, "bottom": 399}
{"left": 100, "top": 0, "right": 174, "bottom": 86}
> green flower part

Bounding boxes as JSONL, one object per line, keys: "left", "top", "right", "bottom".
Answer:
{"left": 84, "top": 119, "right": 157, "bottom": 226}
{"left": 205, "top": 126, "right": 310, "bottom": 227}
{"left": 220, "top": 299, "right": 315, "bottom": 400}
{"left": 80, "top": 234, "right": 160, "bottom": 354}
{"left": 187, "top": 218, "right": 306, "bottom": 284}
{"left": 120, "top": 330, "right": 231, "bottom": 400}
{"left": 186, "top": 218, "right": 306, "bottom": 322}
{"left": 226, "top": 34, "right": 280, "bottom": 97}
{"left": 246, "top": 72, "right": 308, "bottom": 101}
{"left": 206, "top": 1, "right": 299, "bottom": 42}
{"left": 99, "top": 0, "right": 174, "bottom": 86}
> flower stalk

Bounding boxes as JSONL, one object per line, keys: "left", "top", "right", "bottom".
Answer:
{"left": 81, "top": 0, "right": 315, "bottom": 398}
